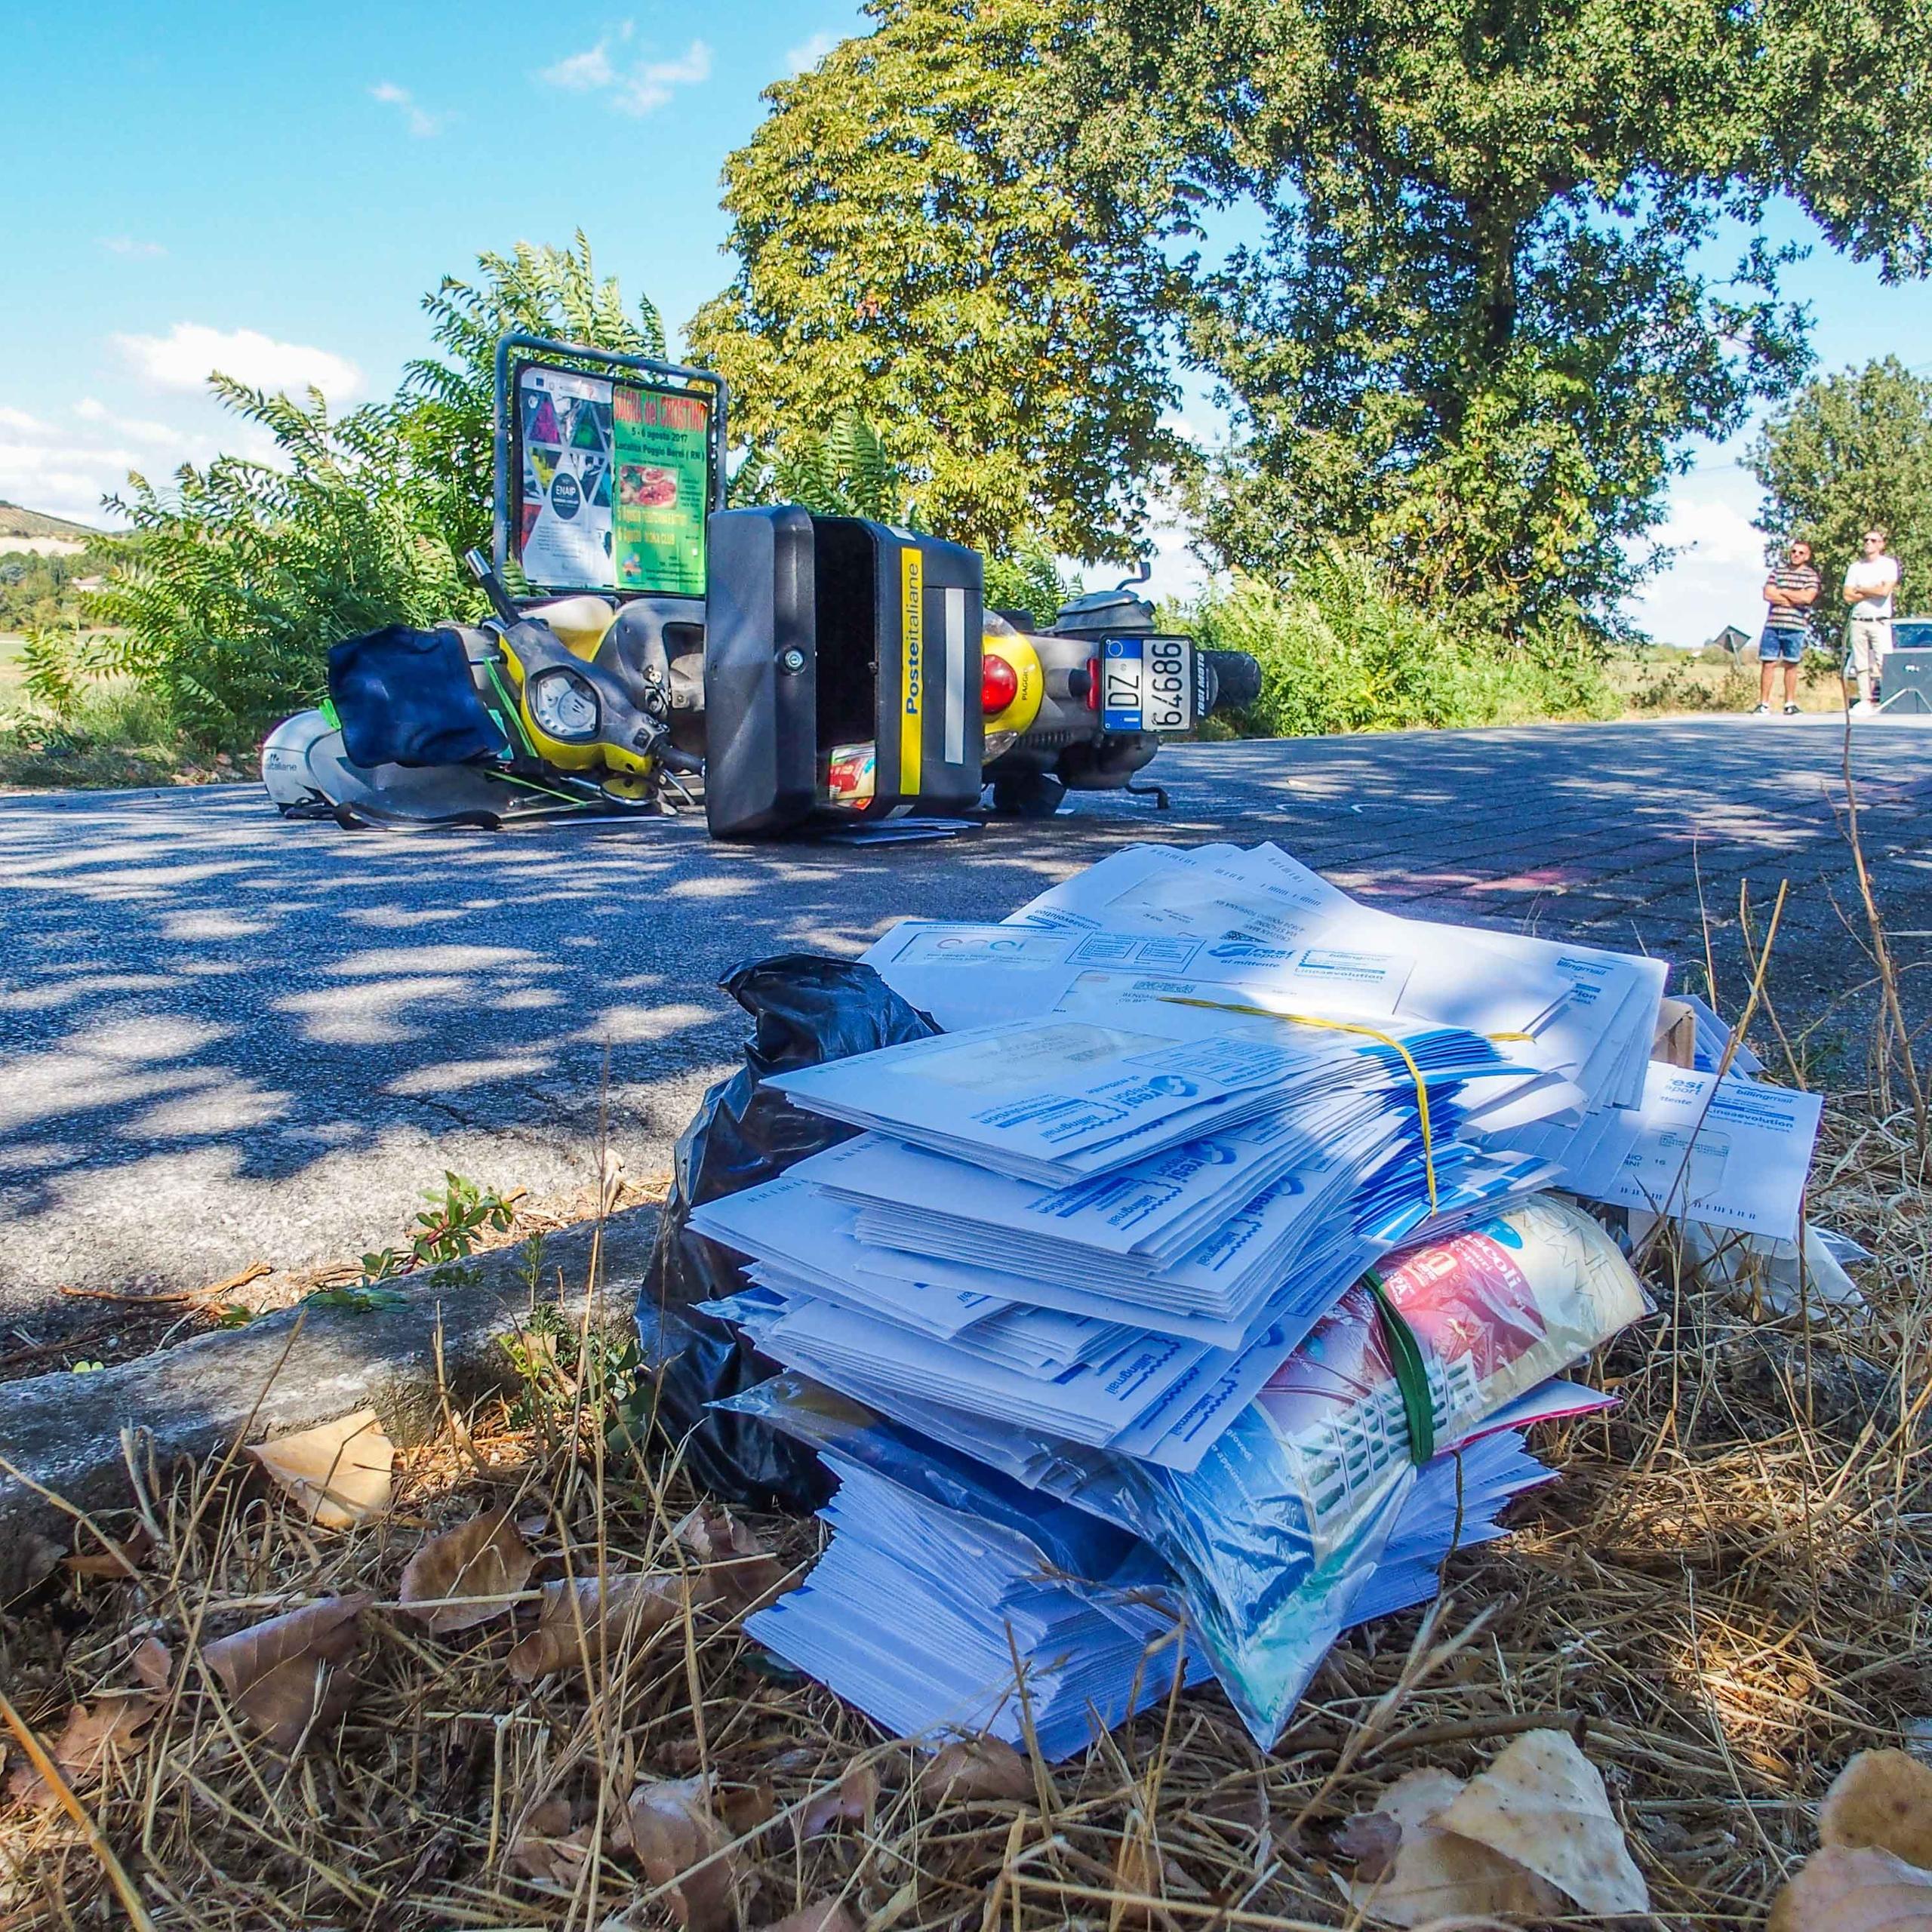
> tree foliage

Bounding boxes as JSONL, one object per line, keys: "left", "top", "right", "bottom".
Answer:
{"left": 91, "top": 238, "right": 664, "bottom": 745}
{"left": 733, "top": 408, "right": 908, "bottom": 521}
{"left": 688, "top": 0, "right": 1180, "bottom": 564}
{"left": 91, "top": 383, "right": 472, "bottom": 743}
{"left": 1085, "top": 0, "right": 1932, "bottom": 634}
{"left": 1747, "top": 357, "right": 1932, "bottom": 618}
{"left": 983, "top": 543, "right": 1075, "bottom": 628}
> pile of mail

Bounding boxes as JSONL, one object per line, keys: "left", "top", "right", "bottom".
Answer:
{"left": 685, "top": 841, "right": 1824, "bottom": 1752}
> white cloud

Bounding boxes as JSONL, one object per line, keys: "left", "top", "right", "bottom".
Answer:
{"left": 541, "top": 34, "right": 711, "bottom": 115}
{"left": 100, "top": 236, "right": 166, "bottom": 260}
{"left": 112, "top": 323, "right": 365, "bottom": 401}
{"left": 785, "top": 29, "right": 840, "bottom": 72}
{"left": 1653, "top": 492, "right": 1766, "bottom": 571}
{"left": 542, "top": 42, "right": 617, "bottom": 89}
{"left": 1628, "top": 464, "right": 1778, "bottom": 648}
{"left": 369, "top": 80, "right": 451, "bottom": 137}
{"left": 0, "top": 412, "right": 150, "bottom": 525}
{"left": 0, "top": 387, "right": 291, "bottom": 526}
{"left": 74, "top": 398, "right": 184, "bottom": 445}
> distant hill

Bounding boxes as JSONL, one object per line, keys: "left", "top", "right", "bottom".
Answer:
{"left": 0, "top": 501, "right": 103, "bottom": 543}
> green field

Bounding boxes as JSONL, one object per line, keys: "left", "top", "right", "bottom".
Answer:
{"left": 1604, "top": 642, "right": 1846, "bottom": 716}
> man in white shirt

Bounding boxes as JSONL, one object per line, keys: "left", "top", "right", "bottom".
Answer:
{"left": 1842, "top": 527, "right": 1901, "bottom": 714}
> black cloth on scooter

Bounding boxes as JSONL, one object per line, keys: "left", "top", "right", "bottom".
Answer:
{"left": 638, "top": 955, "right": 940, "bottom": 1510}
{"left": 328, "top": 625, "right": 507, "bottom": 769}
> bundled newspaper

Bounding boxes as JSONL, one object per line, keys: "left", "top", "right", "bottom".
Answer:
{"left": 685, "top": 841, "right": 1825, "bottom": 1752}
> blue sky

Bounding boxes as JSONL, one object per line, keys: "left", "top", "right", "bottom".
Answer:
{"left": 5, "top": 2, "right": 1930, "bottom": 645}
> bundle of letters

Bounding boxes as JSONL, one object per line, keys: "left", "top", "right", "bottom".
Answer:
{"left": 690, "top": 841, "right": 1824, "bottom": 1750}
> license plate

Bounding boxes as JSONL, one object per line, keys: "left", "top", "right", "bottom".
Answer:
{"left": 1100, "top": 635, "right": 1195, "bottom": 734}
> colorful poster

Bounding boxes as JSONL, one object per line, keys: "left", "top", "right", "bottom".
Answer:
{"left": 611, "top": 383, "right": 709, "bottom": 595}
{"left": 518, "top": 367, "right": 615, "bottom": 588}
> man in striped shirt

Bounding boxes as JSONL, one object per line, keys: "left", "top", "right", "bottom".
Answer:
{"left": 1755, "top": 540, "right": 1820, "bottom": 715}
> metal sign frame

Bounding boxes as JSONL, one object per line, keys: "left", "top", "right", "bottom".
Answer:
{"left": 491, "top": 331, "right": 728, "bottom": 595}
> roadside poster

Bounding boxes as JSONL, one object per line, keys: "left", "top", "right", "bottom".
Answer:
{"left": 518, "top": 367, "right": 613, "bottom": 588}
{"left": 611, "top": 384, "right": 709, "bottom": 595}
{"left": 515, "top": 362, "right": 710, "bottom": 595}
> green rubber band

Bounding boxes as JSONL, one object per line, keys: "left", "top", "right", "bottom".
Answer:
{"left": 1363, "top": 1269, "right": 1436, "bottom": 1466}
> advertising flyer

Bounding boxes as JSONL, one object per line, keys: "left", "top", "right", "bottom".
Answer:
{"left": 517, "top": 367, "right": 614, "bottom": 588}
{"left": 611, "top": 383, "right": 709, "bottom": 595}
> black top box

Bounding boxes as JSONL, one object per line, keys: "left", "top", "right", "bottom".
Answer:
{"left": 703, "top": 506, "right": 984, "bottom": 838}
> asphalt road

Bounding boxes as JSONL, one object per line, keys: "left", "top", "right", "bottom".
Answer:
{"left": 6, "top": 715, "right": 1932, "bottom": 1345}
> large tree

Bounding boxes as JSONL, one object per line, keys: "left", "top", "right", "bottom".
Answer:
{"left": 1748, "top": 356, "right": 1932, "bottom": 617}
{"left": 686, "top": 0, "right": 1181, "bottom": 563}
{"left": 1091, "top": 0, "right": 1932, "bottom": 634}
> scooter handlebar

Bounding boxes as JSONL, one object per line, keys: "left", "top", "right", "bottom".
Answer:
{"left": 462, "top": 547, "right": 524, "bottom": 631}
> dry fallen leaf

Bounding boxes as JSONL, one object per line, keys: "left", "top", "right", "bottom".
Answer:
{"left": 1340, "top": 1767, "right": 1568, "bottom": 1929}
{"left": 200, "top": 1593, "right": 370, "bottom": 1747}
{"left": 64, "top": 1521, "right": 155, "bottom": 1580}
{"left": 617, "top": 1777, "right": 740, "bottom": 1930}
{"left": 3, "top": 1696, "right": 158, "bottom": 1806}
{"left": 1440, "top": 1727, "right": 1649, "bottom": 1915}
{"left": 507, "top": 1572, "right": 707, "bottom": 1683}
{"left": 399, "top": 1507, "right": 536, "bottom": 1635}
{"left": 511, "top": 1797, "right": 596, "bottom": 1885}
{"left": 673, "top": 1503, "right": 790, "bottom": 1612}
{"left": 1820, "top": 1750, "right": 1932, "bottom": 1869}
{"left": 718, "top": 1780, "right": 778, "bottom": 1834}
{"left": 1769, "top": 1843, "right": 1932, "bottom": 1932}
{"left": 760, "top": 1903, "right": 863, "bottom": 1932}
{"left": 131, "top": 1635, "right": 173, "bottom": 1692}
{"left": 248, "top": 1409, "right": 394, "bottom": 1528}
{"left": 917, "top": 1737, "right": 1033, "bottom": 1805}
{"left": 798, "top": 1761, "right": 879, "bottom": 1838}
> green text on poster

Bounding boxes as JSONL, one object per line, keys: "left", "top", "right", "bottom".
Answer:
{"left": 611, "top": 385, "right": 709, "bottom": 595}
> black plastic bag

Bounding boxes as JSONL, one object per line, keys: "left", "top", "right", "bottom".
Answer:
{"left": 637, "top": 953, "right": 938, "bottom": 1509}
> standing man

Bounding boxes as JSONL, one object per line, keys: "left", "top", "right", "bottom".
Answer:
{"left": 1756, "top": 539, "right": 1820, "bottom": 715}
{"left": 1842, "top": 527, "right": 1901, "bottom": 715}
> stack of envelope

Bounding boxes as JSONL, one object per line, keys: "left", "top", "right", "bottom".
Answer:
{"left": 685, "top": 841, "right": 1818, "bottom": 1755}
{"left": 693, "top": 1010, "right": 1540, "bottom": 1473}
{"left": 740, "top": 1401, "right": 1565, "bottom": 1758}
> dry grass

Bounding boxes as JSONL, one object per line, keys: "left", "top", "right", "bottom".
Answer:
{"left": 2, "top": 1097, "right": 1924, "bottom": 1931}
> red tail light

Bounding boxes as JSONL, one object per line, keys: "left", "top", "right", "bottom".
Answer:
{"left": 981, "top": 653, "right": 1019, "bottom": 714}
{"left": 1085, "top": 657, "right": 1101, "bottom": 710}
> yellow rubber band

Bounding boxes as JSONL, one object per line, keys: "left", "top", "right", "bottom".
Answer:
{"left": 1157, "top": 995, "right": 1438, "bottom": 1214}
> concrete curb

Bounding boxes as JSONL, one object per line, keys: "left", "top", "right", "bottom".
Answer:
{"left": 0, "top": 1204, "right": 661, "bottom": 1598}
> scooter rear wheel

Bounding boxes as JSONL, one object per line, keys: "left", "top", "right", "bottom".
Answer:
{"left": 989, "top": 771, "right": 1067, "bottom": 819}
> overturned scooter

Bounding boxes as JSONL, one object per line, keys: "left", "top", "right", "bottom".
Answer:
{"left": 261, "top": 334, "right": 1260, "bottom": 835}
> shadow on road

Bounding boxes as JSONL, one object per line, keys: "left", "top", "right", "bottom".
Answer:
{"left": 3, "top": 717, "right": 1927, "bottom": 1311}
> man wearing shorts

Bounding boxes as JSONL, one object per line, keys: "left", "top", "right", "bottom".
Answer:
{"left": 1755, "top": 540, "right": 1819, "bottom": 715}
{"left": 1842, "top": 527, "right": 1901, "bottom": 714}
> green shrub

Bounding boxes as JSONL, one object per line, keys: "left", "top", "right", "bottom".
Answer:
{"left": 1623, "top": 654, "right": 1758, "bottom": 713}
{"left": 0, "top": 676, "right": 195, "bottom": 788}
{"left": 1180, "top": 549, "right": 1613, "bottom": 737}
{"left": 91, "top": 384, "right": 472, "bottom": 747}
{"left": 983, "top": 543, "right": 1075, "bottom": 629}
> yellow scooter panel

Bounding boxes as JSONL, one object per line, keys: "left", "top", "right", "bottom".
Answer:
{"left": 522, "top": 595, "right": 618, "bottom": 662}
{"left": 499, "top": 622, "right": 657, "bottom": 779}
